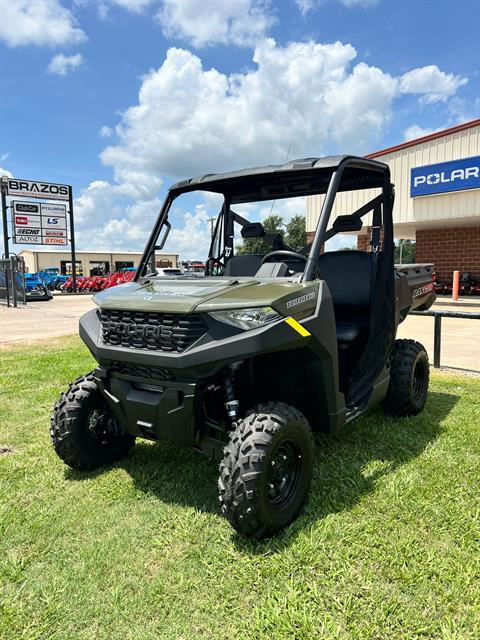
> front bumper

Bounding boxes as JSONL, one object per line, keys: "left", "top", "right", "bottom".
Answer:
{"left": 94, "top": 365, "right": 197, "bottom": 446}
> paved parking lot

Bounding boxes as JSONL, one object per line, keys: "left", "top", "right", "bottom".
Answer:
{"left": 1, "top": 293, "right": 479, "bottom": 371}
{"left": 0, "top": 294, "right": 96, "bottom": 345}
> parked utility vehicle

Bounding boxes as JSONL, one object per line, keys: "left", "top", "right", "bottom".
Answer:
{"left": 51, "top": 156, "right": 435, "bottom": 538}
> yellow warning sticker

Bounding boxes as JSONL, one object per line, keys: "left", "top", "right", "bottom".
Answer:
{"left": 285, "top": 317, "right": 311, "bottom": 337}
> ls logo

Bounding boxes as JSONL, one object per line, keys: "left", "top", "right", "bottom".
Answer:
{"left": 47, "top": 218, "right": 59, "bottom": 224}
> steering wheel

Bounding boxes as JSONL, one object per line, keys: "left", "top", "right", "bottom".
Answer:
{"left": 261, "top": 250, "right": 307, "bottom": 265}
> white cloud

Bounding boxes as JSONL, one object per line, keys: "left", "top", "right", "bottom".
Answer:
{"left": 97, "top": 0, "right": 154, "bottom": 19}
{"left": 99, "top": 125, "right": 113, "bottom": 138}
{"left": 101, "top": 39, "right": 400, "bottom": 186}
{"left": 109, "top": 0, "right": 153, "bottom": 12}
{"left": 403, "top": 124, "right": 435, "bottom": 141}
{"left": 342, "top": 0, "right": 378, "bottom": 6}
{"left": 69, "top": 41, "right": 468, "bottom": 259}
{"left": 296, "top": 0, "right": 378, "bottom": 15}
{"left": 0, "top": 0, "right": 86, "bottom": 48}
{"left": 156, "top": 0, "right": 275, "bottom": 47}
{"left": 399, "top": 65, "right": 468, "bottom": 104}
{"left": 0, "top": 166, "right": 13, "bottom": 178}
{"left": 47, "top": 53, "right": 84, "bottom": 76}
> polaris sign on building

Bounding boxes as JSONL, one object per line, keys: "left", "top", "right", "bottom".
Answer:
{"left": 411, "top": 156, "right": 480, "bottom": 197}
{"left": 306, "top": 118, "right": 480, "bottom": 282}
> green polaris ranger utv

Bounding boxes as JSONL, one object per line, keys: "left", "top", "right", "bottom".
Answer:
{"left": 51, "top": 156, "right": 436, "bottom": 538}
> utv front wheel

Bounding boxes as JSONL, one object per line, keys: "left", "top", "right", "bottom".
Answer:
{"left": 218, "top": 402, "right": 314, "bottom": 539}
{"left": 382, "top": 339, "right": 429, "bottom": 416}
{"left": 51, "top": 372, "right": 135, "bottom": 470}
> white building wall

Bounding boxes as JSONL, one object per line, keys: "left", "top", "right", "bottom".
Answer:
{"left": 18, "top": 251, "right": 179, "bottom": 273}
{"left": 306, "top": 123, "right": 480, "bottom": 236}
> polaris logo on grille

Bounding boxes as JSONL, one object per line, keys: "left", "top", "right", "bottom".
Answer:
{"left": 103, "top": 321, "right": 162, "bottom": 339}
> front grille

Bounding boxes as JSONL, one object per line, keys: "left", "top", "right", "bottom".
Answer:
{"left": 100, "top": 309, "right": 207, "bottom": 352}
{"left": 110, "top": 362, "right": 175, "bottom": 381}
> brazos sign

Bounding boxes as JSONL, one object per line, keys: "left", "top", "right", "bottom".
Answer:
{"left": 7, "top": 178, "right": 70, "bottom": 201}
{"left": 411, "top": 156, "right": 480, "bottom": 197}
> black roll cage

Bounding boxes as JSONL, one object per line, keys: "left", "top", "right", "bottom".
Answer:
{"left": 135, "top": 157, "right": 393, "bottom": 282}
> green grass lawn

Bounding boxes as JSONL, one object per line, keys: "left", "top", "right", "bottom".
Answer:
{"left": 1, "top": 337, "right": 479, "bottom": 639}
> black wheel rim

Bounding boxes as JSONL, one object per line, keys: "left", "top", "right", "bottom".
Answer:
{"left": 87, "top": 409, "right": 114, "bottom": 446}
{"left": 266, "top": 440, "right": 302, "bottom": 509}
{"left": 412, "top": 359, "right": 426, "bottom": 402}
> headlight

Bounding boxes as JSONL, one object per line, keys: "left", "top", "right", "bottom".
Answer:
{"left": 209, "top": 307, "right": 281, "bottom": 330}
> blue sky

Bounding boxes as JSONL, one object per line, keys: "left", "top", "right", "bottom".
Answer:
{"left": 0, "top": 0, "right": 479, "bottom": 259}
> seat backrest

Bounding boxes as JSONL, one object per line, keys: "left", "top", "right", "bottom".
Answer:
{"left": 224, "top": 254, "right": 265, "bottom": 277}
{"left": 317, "top": 250, "right": 373, "bottom": 312}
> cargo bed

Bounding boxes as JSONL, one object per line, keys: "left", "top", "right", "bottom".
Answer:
{"left": 395, "top": 263, "right": 436, "bottom": 321}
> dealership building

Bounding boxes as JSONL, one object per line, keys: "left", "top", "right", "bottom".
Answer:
{"left": 18, "top": 249, "right": 179, "bottom": 276}
{"left": 306, "top": 118, "right": 480, "bottom": 281}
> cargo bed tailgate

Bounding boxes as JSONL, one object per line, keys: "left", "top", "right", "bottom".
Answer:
{"left": 395, "top": 263, "right": 436, "bottom": 320}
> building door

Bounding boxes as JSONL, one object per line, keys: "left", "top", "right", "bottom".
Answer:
{"left": 115, "top": 261, "right": 134, "bottom": 271}
{"left": 60, "top": 260, "right": 83, "bottom": 276}
{"left": 89, "top": 261, "right": 110, "bottom": 276}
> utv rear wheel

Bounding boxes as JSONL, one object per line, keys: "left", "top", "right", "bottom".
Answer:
{"left": 382, "top": 339, "right": 429, "bottom": 416}
{"left": 218, "top": 402, "right": 314, "bottom": 539}
{"left": 51, "top": 372, "right": 135, "bottom": 471}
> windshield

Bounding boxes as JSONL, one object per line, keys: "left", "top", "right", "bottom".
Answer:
{"left": 136, "top": 162, "right": 389, "bottom": 281}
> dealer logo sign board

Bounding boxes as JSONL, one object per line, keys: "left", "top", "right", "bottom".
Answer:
{"left": 12, "top": 201, "right": 68, "bottom": 245}
{"left": 411, "top": 156, "right": 480, "bottom": 197}
{"left": 7, "top": 178, "right": 69, "bottom": 201}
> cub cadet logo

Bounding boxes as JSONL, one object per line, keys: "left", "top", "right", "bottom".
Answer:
{"left": 103, "top": 321, "right": 163, "bottom": 339}
{"left": 413, "top": 166, "right": 479, "bottom": 188}
{"left": 15, "top": 203, "right": 39, "bottom": 214}
{"left": 286, "top": 291, "right": 316, "bottom": 309}
{"left": 412, "top": 283, "right": 433, "bottom": 298}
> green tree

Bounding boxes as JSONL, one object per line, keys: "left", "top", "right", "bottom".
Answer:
{"left": 236, "top": 215, "right": 285, "bottom": 255}
{"left": 395, "top": 239, "right": 416, "bottom": 263}
{"left": 285, "top": 215, "right": 306, "bottom": 251}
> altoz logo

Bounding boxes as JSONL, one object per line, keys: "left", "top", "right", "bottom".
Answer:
{"left": 286, "top": 291, "right": 316, "bottom": 309}
{"left": 413, "top": 166, "right": 479, "bottom": 188}
{"left": 412, "top": 283, "right": 433, "bottom": 298}
{"left": 103, "top": 321, "right": 163, "bottom": 339}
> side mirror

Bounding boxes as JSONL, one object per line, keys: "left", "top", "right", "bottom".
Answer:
{"left": 241, "top": 222, "right": 265, "bottom": 238}
{"left": 332, "top": 214, "right": 363, "bottom": 233}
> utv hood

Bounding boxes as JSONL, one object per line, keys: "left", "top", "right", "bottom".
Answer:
{"left": 93, "top": 277, "right": 310, "bottom": 314}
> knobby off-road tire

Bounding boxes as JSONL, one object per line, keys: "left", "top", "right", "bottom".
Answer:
{"left": 51, "top": 372, "right": 135, "bottom": 471}
{"left": 218, "top": 402, "right": 314, "bottom": 539}
{"left": 382, "top": 339, "right": 429, "bottom": 416}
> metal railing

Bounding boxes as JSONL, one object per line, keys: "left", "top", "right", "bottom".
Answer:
{"left": 411, "top": 309, "right": 480, "bottom": 368}
{"left": 0, "top": 255, "right": 26, "bottom": 307}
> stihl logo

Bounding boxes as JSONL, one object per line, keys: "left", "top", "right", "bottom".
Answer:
{"left": 15, "top": 216, "right": 28, "bottom": 225}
